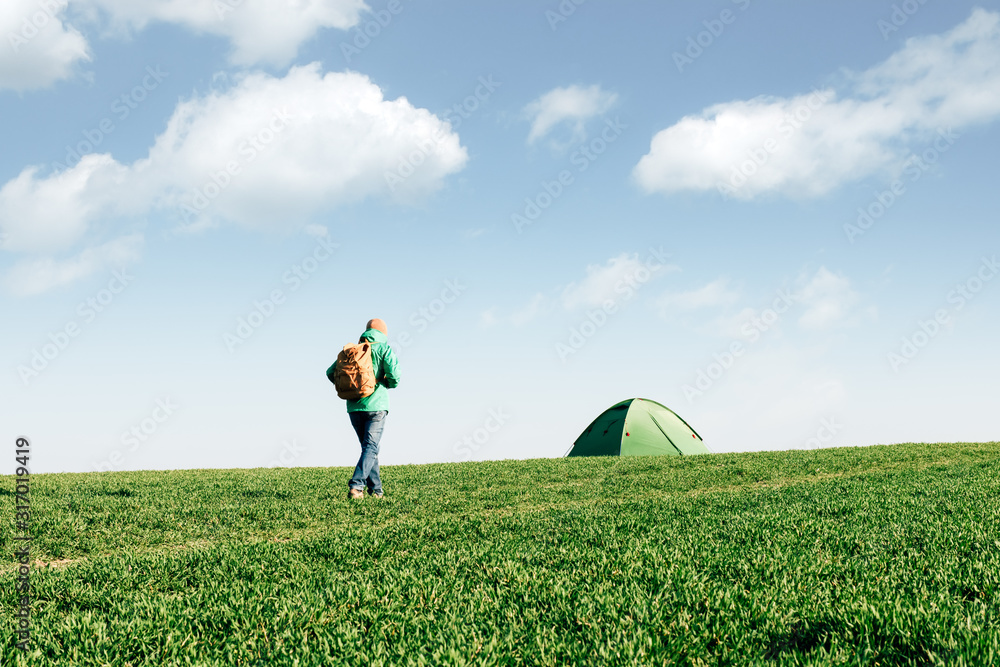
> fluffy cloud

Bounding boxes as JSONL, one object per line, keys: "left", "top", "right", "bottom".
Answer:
{"left": 0, "top": 63, "right": 467, "bottom": 294}
{"left": 3, "top": 233, "right": 142, "bottom": 296}
{"left": 694, "top": 267, "right": 865, "bottom": 338}
{"left": 0, "top": 154, "right": 135, "bottom": 254}
{"left": 0, "top": 0, "right": 90, "bottom": 91}
{"left": 511, "top": 293, "right": 547, "bottom": 326}
{"left": 479, "top": 294, "right": 551, "bottom": 328}
{"left": 484, "top": 251, "right": 675, "bottom": 328}
{"left": 303, "top": 223, "right": 329, "bottom": 238}
{"left": 561, "top": 251, "right": 675, "bottom": 310}
{"left": 561, "top": 253, "right": 647, "bottom": 309}
{"left": 479, "top": 308, "right": 498, "bottom": 329}
{"left": 793, "top": 267, "right": 862, "bottom": 331}
{"left": 634, "top": 9, "right": 1000, "bottom": 199}
{"left": 524, "top": 84, "right": 618, "bottom": 145}
{"left": 0, "top": 0, "right": 367, "bottom": 90}
{"left": 659, "top": 278, "right": 740, "bottom": 311}
{"left": 78, "top": 0, "right": 368, "bottom": 66}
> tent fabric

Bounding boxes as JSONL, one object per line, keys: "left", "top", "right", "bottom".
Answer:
{"left": 567, "top": 398, "right": 709, "bottom": 457}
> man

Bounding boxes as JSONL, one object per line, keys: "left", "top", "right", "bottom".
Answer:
{"left": 327, "top": 318, "right": 401, "bottom": 500}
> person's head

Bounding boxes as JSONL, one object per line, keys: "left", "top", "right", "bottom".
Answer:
{"left": 367, "top": 318, "right": 388, "bottom": 336}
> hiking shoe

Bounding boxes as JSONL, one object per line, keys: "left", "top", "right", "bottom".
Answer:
{"left": 347, "top": 488, "right": 364, "bottom": 500}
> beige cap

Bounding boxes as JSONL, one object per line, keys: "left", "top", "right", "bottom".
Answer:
{"left": 366, "top": 318, "right": 388, "bottom": 336}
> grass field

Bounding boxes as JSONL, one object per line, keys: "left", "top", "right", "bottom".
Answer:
{"left": 3, "top": 441, "right": 1000, "bottom": 666}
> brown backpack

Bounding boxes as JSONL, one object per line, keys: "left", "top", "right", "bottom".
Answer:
{"left": 333, "top": 341, "right": 377, "bottom": 400}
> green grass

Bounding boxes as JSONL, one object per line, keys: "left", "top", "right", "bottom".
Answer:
{"left": 3, "top": 441, "right": 1000, "bottom": 665}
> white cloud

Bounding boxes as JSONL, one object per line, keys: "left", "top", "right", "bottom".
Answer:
{"left": 0, "top": 0, "right": 367, "bottom": 90}
{"left": 561, "top": 252, "right": 675, "bottom": 310}
{"left": 0, "top": 63, "right": 467, "bottom": 294}
{"left": 78, "top": 0, "right": 368, "bottom": 67}
{"left": 793, "top": 267, "right": 861, "bottom": 331}
{"left": 659, "top": 278, "right": 739, "bottom": 311}
{"left": 479, "top": 308, "right": 498, "bottom": 329}
{"left": 303, "top": 223, "right": 328, "bottom": 237}
{"left": 634, "top": 9, "right": 1000, "bottom": 199}
{"left": 482, "top": 253, "right": 674, "bottom": 329}
{"left": 524, "top": 84, "right": 617, "bottom": 145}
{"left": 0, "top": 0, "right": 90, "bottom": 91}
{"left": 511, "top": 293, "right": 547, "bottom": 326}
{"left": 0, "top": 153, "right": 136, "bottom": 254}
{"left": 478, "top": 295, "right": 547, "bottom": 328}
{"left": 561, "top": 253, "right": 646, "bottom": 309}
{"left": 706, "top": 306, "right": 761, "bottom": 340}
{"left": 689, "top": 268, "right": 864, "bottom": 338}
{"left": 3, "top": 233, "right": 142, "bottom": 296}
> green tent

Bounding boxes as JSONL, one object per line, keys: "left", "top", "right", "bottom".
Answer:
{"left": 567, "top": 398, "right": 709, "bottom": 457}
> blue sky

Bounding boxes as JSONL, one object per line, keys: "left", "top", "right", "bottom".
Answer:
{"left": 2, "top": 0, "right": 998, "bottom": 474}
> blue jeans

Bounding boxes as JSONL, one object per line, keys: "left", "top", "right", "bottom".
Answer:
{"left": 348, "top": 410, "right": 386, "bottom": 494}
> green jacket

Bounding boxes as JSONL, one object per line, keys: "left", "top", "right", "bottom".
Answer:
{"left": 327, "top": 328, "right": 400, "bottom": 413}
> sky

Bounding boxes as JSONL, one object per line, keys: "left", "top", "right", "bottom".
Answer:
{"left": 2, "top": 0, "right": 999, "bottom": 474}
